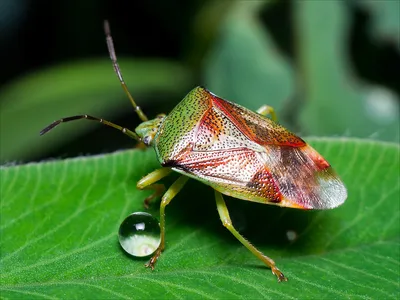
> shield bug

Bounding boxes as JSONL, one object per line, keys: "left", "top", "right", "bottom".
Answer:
{"left": 40, "top": 21, "right": 347, "bottom": 282}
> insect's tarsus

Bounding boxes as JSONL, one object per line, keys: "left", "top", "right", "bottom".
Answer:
{"left": 103, "top": 20, "right": 148, "bottom": 122}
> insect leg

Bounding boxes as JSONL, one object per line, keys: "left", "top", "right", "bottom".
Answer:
{"left": 214, "top": 190, "right": 287, "bottom": 282}
{"left": 256, "top": 105, "right": 277, "bottom": 122}
{"left": 146, "top": 175, "right": 189, "bottom": 269}
{"left": 137, "top": 168, "right": 173, "bottom": 208}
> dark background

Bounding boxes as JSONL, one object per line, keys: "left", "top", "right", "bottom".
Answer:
{"left": 0, "top": 0, "right": 399, "bottom": 164}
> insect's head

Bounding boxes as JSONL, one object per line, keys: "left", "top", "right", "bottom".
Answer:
{"left": 135, "top": 114, "right": 166, "bottom": 146}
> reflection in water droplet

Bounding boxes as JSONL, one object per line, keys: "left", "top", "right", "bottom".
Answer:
{"left": 118, "top": 212, "right": 161, "bottom": 257}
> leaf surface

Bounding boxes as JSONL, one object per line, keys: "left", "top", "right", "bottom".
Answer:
{"left": 1, "top": 138, "right": 399, "bottom": 299}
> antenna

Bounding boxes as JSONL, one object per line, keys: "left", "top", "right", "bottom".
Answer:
{"left": 39, "top": 115, "right": 141, "bottom": 141}
{"left": 39, "top": 21, "right": 147, "bottom": 142}
{"left": 104, "top": 20, "right": 148, "bottom": 122}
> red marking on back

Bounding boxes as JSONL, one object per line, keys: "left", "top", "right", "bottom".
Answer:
{"left": 300, "top": 145, "right": 331, "bottom": 170}
{"left": 248, "top": 167, "right": 283, "bottom": 203}
{"left": 209, "top": 94, "right": 306, "bottom": 147}
{"left": 197, "top": 106, "right": 224, "bottom": 139}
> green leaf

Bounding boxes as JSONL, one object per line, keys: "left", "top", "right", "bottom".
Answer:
{"left": 295, "top": 1, "right": 399, "bottom": 142}
{"left": 203, "top": 1, "right": 294, "bottom": 113}
{"left": 356, "top": 0, "right": 400, "bottom": 48}
{"left": 0, "top": 58, "right": 192, "bottom": 163}
{"left": 1, "top": 138, "right": 399, "bottom": 298}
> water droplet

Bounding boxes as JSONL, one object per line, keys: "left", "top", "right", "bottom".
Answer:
{"left": 118, "top": 212, "right": 161, "bottom": 257}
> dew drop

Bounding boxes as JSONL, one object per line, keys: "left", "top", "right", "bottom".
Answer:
{"left": 118, "top": 212, "right": 161, "bottom": 257}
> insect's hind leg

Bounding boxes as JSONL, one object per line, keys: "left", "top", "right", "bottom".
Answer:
{"left": 137, "top": 168, "right": 173, "bottom": 208}
{"left": 257, "top": 105, "right": 277, "bottom": 122}
{"left": 146, "top": 175, "right": 189, "bottom": 269}
{"left": 214, "top": 190, "right": 287, "bottom": 282}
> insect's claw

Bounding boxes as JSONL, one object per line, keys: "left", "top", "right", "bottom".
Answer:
{"left": 143, "top": 199, "right": 150, "bottom": 210}
{"left": 278, "top": 274, "right": 288, "bottom": 282}
{"left": 272, "top": 266, "right": 287, "bottom": 282}
{"left": 143, "top": 192, "right": 158, "bottom": 209}
{"left": 145, "top": 262, "right": 155, "bottom": 270}
{"left": 145, "top": 250, "right": 161, "bottom": 270}
{"left": 138, "top": 183, "right": 166, "bottom": 209}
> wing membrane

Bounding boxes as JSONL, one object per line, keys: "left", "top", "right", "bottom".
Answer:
{"left": 260, "top": 144, "right": 347, "bottom": 209}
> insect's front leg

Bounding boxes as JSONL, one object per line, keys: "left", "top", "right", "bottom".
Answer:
{"left": 146, "top": 176, "right": 189, "bottom": 270}
{"left": 257, "top": 105, "right": 277, "bottom": 122}
{"left": 137, "top": 168, "right": 172, "bottom": 208}
{"left": 214, "top": 190, "right": 287, "bottom": 282}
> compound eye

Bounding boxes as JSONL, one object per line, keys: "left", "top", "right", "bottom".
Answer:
{"left": 142, "top": 136, "right": 151, "bottom": 146}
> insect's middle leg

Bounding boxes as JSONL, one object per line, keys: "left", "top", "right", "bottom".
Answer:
{"left": 137, "top": 168, "right": 172, "bottom": 208}
{"left": 146, "top": 175, "right": 189, "bottom": 270}
{"left": 257, "top": 105, "right": 277, "bottom": 122}
{"left": 214, "top": 190, "right": 287, "bottom": 282}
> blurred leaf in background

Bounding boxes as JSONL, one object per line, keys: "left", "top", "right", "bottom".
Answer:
{"left": 0, "top": 0, "right": 399, "bottom": 164}
{"left": 296, "top": 0, "right": 399, "bottom": 142}
{"left": 0, "top": 58, "right": 192, "bottom": 163}
{"left": 203, "top": 1, "right": 294, "bottom": 114}
{"left": 203, "top": 0, "right": 399, "bottom": 141}
{"left": 356, "top": 0, "right": 400, "bottom": 47}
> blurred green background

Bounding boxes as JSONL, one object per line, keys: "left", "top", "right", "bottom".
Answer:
{"left": 0, "top": 0, "right": 399, "bottom": 164}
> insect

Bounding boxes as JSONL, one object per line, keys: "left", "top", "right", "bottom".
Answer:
{"left": 40, "top": 21, "right": 347, "bottom": 282}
